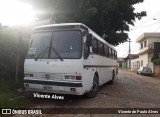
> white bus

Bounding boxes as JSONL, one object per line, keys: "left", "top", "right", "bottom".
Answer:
{"left": 24, "top": 23, "right": 118, "bottom": 98}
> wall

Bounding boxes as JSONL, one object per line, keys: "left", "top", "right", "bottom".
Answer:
{"left": 139, "top": 53, "right": 148, "bottom": 67}
{"left": 139, "top": 38, "right": 160, "bottom": 54}
{"left": 139, "top": 40, "right": 148, "bottom": 54}
{"left": 148, "top": 38, "right": 160, "bottom": 45}
{"left": 122, "top": 62, "right": 127, "bottom": 68}
{"left": 131, "top": 58, "right": 140, "bottom": 70}
{"left": 154, "top": 65, "right": 160, "bottom": 78}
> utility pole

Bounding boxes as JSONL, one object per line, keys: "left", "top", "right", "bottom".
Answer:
{"left": 128, "top": 38, "right": 131, "bottom": 69}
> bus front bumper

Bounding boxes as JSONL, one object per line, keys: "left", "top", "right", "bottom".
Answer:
{"left": 24, "top": 79, "right": 83, "bottom": 95}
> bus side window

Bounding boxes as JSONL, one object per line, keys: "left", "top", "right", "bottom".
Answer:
{"left": 111, "top": 49, "right": 114, "bottom": 59}
{"left": 92, "top": 38, "right": 98, "bottom": 54}
{"left": 113, "top": 50, "right": 116, "bottom": 59}
{"left": 108, "top": 48, "right": 111, "bottom": 58}
{"left": 115, "top": 51, "right": 117, "bottom": 59}
{"left": 112, "top": 49, "right": 114, "bottom": 59}
{"left": 104, "top": 45, "right": 109, "bottom": 57}
{"left": 98, "top": 41, "right": 104, "bottom": 56}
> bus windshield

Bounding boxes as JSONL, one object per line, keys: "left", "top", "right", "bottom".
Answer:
{"left": 27, "top": 30, "right": 82, "bottom": 59}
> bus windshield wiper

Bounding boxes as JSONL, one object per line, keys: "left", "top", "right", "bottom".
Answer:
{"left": 51, "top": 46, "right": 63, "bottom": 61}
{"left": 35, "top": 47, "right": 49, "bottom": 61}
{"left": 34, "top": 46, "right": 63, "bottom": 61}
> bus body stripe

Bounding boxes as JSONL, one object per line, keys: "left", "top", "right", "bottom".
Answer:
{"left": 24, "top": 80, "right": 82, "bottom": 87}
{"left": 84, "top": 65, "right": 118, "bottom": 68}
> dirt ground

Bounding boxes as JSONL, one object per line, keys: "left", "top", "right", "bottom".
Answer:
{"left": 14, "top": 68, "right": 160, "bottom": 117}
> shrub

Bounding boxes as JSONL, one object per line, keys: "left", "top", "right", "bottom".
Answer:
{"left": 0, "top": 31, "right": 29, "bottom": 80}
{"left": 152, "top": 59, "right": 160, "bottom": 65}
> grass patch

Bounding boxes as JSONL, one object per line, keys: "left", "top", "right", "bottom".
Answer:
{"left": 0, "top": 78, "right": 29, "bottom": 108}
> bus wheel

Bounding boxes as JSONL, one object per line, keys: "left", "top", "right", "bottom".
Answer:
{"left": 85, "top": 75, "right": 99, "bottom": 98}
{"left": 110, "top": 71, "right": 115, "bottom": 84}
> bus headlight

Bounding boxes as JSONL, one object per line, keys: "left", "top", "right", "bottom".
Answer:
{"left": 64, "top": 75, "right": 82, "bottom": 80}
{"left": 64, "top": 75, "right": 75, "bottom": 80}
{"left": 26, "top": 73, "right": 33, "bottom": 77}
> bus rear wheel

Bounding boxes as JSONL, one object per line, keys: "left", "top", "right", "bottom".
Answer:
{"left": 110, "top": 71, "right": 115, "bottom": 84}
{"left": 85, "top": 75, "right": 99, "bottom": 98}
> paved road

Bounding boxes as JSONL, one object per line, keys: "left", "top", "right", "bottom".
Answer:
{"left": 17, "top": 68, "right": 160, "bottom": 117}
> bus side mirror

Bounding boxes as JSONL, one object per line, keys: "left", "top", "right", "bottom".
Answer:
{"left": 86, "top": 33, "right": 92, "bottom": 47}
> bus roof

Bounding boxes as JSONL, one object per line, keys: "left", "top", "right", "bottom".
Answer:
{"left": 34, "top": 23, "right": 116, "bottom": 51}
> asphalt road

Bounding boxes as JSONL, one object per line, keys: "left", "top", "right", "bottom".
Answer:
{"left": 15, "top": 68, "right": 160, "bottom": 117}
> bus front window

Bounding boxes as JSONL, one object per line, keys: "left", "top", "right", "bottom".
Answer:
{"left": 50, "top": 30, "right": 82, "bottom": 59}
{"left": 27, "top": 30, "right": 82, "bottom": 59}
{"left": 27, "top": 32, "right": 52, "bottom": 59}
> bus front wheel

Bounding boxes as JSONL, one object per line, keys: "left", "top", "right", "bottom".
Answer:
{"left": 85, "top": 75, "right": 99, "bottom": 98}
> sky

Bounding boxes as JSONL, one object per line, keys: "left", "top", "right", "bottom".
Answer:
{"left": 0, "top": 0, "right": 35, "bottom": 26}
{"left": 0, "top": 0, "right": 160, "bottom": 57}
{"left": 116, "top": 0, "right": 160, "bottom": 57}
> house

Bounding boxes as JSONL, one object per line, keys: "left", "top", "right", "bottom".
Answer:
{"left": 136, "top": 33, "right": 160, "bottom": 72}
{"left": 122, "top": 54, "right": 139, "bottom": 69}
{"left": 130, "top": 56, "right": 140, "bottom": 70}
{"left": 117, "top": 57, "right": 125, "bottom": 67}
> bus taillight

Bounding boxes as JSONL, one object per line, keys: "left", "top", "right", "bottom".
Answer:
{"left": 76, "top": 76, "right": 82, "bottom": 80}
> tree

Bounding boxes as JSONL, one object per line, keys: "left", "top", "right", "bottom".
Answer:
{"left": 21, "top": 0, "right": 146, "bottom": 45}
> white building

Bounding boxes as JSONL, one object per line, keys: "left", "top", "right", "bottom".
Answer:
{"left": 123, "top": 54, "right": 139, "bottom": 69}
{"left": 136, "top": 33, "right": 160, "bottom": 72}
{"left": 131, "top": 58, "right": 140, "bottom": 70}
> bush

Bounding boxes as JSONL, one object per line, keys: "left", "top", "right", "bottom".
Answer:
{"left": 0, "top": 79, "right": 28, "bottom": 108}
{"left": 0, "top": 31, "right": 29, "bottom": 80}
{"left": 0, "top": 30, "right": 30, "bottom": 108}
{"left": 152, "top": 59, "right": 160, "bottom": 65}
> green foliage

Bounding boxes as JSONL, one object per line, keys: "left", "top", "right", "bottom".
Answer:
{"left": 0, "top": 26, "right": 29, "bottom": 109}
{"left": 0, "top": 96, "right": 28, "bottom": 108}
{"left": 151, "top": 56, "right": 157, "bottom": 62}
{"left": 22, "top": 0, "right": 146, "bottom": 45}
{"left": 151, "top": 57, "right": 160, "bottom": 65}
{"left": 0, "top": 31, "right": 28, "bottom": 80}
{"left": 152, "top": 59, "right": 160, "bottom": 65}
{"left": 0, "top": 79, "right": 29, "bottom": 108}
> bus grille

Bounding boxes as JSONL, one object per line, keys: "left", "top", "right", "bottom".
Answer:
{"left": 33, "top": 73, "right": 63, "bottom": 81}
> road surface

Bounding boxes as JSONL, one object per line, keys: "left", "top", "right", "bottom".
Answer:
{"left": 16, "top": 68, "right": 160, "bottom": 117}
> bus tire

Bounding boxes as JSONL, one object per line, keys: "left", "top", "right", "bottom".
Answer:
{"left": 110, "top": 70, "right": 115, "bottom": 84}
{"left": 85, "top": 75, "right": 99, "bottom": 98}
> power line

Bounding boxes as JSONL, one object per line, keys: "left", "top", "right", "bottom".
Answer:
{"left": 130, "top": 22, "right": 160, "bottom": 31}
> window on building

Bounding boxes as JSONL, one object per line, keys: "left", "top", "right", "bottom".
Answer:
{"left": 141, "top": 60, "right": 143, "bottom": 66}
{"left": 144, "top": 41, "right": 147, "bottom": 47}
{"left": 141, "top": 43, "right": 143, "bottom": 49}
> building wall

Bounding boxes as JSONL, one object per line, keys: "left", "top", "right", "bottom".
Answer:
{"left": 138, "top": 38, "right": 160, "bottom": 71}
{"left": 139, "top": 38, "right": 160, "bottom": 54}
{"left": 148, "top": 38, "right": 160, "bottom": 45}
{"left": 131, "top": 58, "right": 140, "bottom": 70}
{"left": 139, "top": 53, "right": 148, "bottom": 67}
{"left": 137, "top": 33, "right": 160, "bottom": 73}
{"left": 139, "top": 40, "right": 148, "bottom": 54}
{"left": 154, "top": 65, "right": 160, "bottom": 78}
{"left": 122, "top": 62, "right": 127, "bottom": 68}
